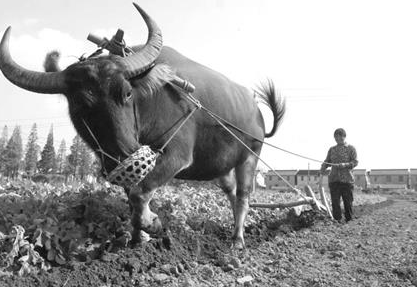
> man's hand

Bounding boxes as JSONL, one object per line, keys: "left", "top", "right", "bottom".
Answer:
{"left": 335, "top": 163, "right": 349, "bottom": 168}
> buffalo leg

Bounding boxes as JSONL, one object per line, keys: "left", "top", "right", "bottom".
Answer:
{"left": 233, "top": 153, "right": 259, "bottom": 249}
{"left": 129, "top": 144, "right": 192, "bottom": 243}
{"left": 129, "top": 185, "right": 161, "bottom": 241}
{"left": 217, "top": 169, "right": 237, "bottom": 220}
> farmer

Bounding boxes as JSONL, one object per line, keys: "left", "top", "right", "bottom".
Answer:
{"left": 319, "top": 128, "right": 358, "bottom": 222}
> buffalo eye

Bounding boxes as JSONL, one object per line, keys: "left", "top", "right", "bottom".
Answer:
{"left": 124, "top": 91, "right": 133, "bottom": 103}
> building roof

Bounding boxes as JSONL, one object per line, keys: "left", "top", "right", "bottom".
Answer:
{"left": 352, "top": 169, "right": 366, "bottom": 175}
{"left": 267, "top": 169, "right": 413, "bottom": 176}
{"left": 297, "top": 169, "right": 326, "bottom": 176}
{"left": 370, "top": 169, "right": 409, "bottom": 175}
{"left": 266, "top": 170, "right": 298, "bottom": 176}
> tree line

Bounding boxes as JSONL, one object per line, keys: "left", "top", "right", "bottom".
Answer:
{"left": 0, "top": 124, "right": 99, "bottom": 179}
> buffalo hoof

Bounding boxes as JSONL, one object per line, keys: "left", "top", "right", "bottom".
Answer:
{"left": 231, "top": 237, "right": 245, "bottom": 250}
{"left": 142, "top": 216, "right": 163, "bottom": 235}
{"left": 132, "top": 220, "right": 163, "bottom": 243}
{"left": 130, "top": 230, "right": 142, "bottom": 246}
{"left": 130, "top": 230, "right": 152, "bottom": 247}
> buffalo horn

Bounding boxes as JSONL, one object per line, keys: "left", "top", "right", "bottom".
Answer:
{"left": 0, "top": 26, "right": 66, "bottom": 94}
{"left": 121, "top": 3, "right": 163, "bottom": 79}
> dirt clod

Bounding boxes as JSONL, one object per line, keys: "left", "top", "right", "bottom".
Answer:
{"left": 153, "top": 273, "right": 170, "bottom": 283}
{"left": 229, "top": 257, "right": 241, "bottom": 269}
{"left": 201, "top": 265, "right": 215, "bottom": 279}
{"left": 237, "top": 275, "right": 253, "bottom": 284}
{"left": 222, "top": 264, "right": 235, "bottom": 272}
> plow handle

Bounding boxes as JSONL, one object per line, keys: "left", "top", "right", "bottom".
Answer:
{"left": 87, "top": 33, "right": 105, "bottom": 46}
{"left": 171, "top": 76, "right": 196, "bottom": 93}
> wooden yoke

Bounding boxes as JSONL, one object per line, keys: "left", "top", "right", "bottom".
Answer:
{"left": 87, "top": 30, "right": 195, "bottom": 93}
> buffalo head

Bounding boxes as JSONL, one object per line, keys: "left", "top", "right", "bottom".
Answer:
{"left": 0, "top": 3, "right": 165, "bottom": 174}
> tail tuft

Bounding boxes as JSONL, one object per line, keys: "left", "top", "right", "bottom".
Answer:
{"left": 256, "top": 79, "right": 285, "bottom": 138}
{"left": 43, "top": 50, "right": 61, "bottom": 72}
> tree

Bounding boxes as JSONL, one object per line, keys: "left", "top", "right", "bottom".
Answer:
{"left": 91, "top": 156, "right": 102, "bottom": 177}
{"left": 0, "top": 125, "right": 8, "bottom": 154}
{"left": 0, "top": 125, "right": 8, "bottom": 174}
{"left": 66, "top": 135, "right": 83, "bottom": 177}
{"left": 56, "top": 139, "right": 67, "bottom": 174}
{"left": 38, "top": 125, "right": 56, "bottom": 174}
{"left": 24, "top": 123, "right": 39, "bottom": 176}
{"left": 79, "top": 140, "right": 93, "bottom": 179}
{"left": 1, "top": 126, "right": 23, "bottom": 177}
{"left": 67, "top": 134, "right": 94, "bottom": 179}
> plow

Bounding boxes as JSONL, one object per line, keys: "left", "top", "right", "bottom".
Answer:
{"left": 250, "top": 184, "right": 333, "bottom": 219}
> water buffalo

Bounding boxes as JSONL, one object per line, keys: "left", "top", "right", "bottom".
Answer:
{"left": 0, "top": 3, "right": 285, "bottom": 248}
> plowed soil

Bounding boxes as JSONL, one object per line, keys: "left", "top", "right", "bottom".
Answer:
{"left": 1, "top": 190, "right": 416, "bottom": 287}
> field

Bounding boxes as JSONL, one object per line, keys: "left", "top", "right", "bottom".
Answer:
{"left": 0, "top": 178, "right": 416, "bottom": 287}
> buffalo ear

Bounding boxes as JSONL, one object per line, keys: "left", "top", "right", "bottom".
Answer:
{"left": 44, "top": 50, "right": 61, "bottom": 72}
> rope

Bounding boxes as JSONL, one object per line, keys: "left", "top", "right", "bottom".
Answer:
{"left": 184, "top": 93, "right": 308, "bottom": 199}
{"left": 157, "top": 106, "right": 200, "bottom": 154}
{"left": 194, "top": 102, "right": 335, "bottom": 167}
{"left": 81, "top": 100, "right": 200, "bottom": 175}
{"left": 263, "top": 142, "right": 334, "bottom": 166}
{"left": 82, "top": 119, "right": 121, "bottom": 172}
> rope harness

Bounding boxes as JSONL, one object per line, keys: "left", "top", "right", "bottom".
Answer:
{"left": 81, "top": 90, "right": 201, "bottom": 189}
{"left": 82, "top": 81, "right": 331, "bottom": 193}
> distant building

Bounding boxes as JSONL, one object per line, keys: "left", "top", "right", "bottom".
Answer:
{"left": 264, "top": 170, "right": 297, "bottom": 190}
{"left": 265, "top": 169, "right": 330, "bottom": 190}
{"left": 369, "top": 169, "right": 409, "bottom": 190}
{"left": 296, "top": 169, "right": 328, "bottom": 188}
{"left": 265, "top": 168, "right": 413, "bottom": 191}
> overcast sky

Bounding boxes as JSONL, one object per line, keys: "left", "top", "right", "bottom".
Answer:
{"left": 0, "top": 0, "right": 416, "bottom": 170}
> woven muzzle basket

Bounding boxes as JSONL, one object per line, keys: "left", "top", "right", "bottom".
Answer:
{"left": 106, "top": 146, "right": 157, "bottom": 188}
